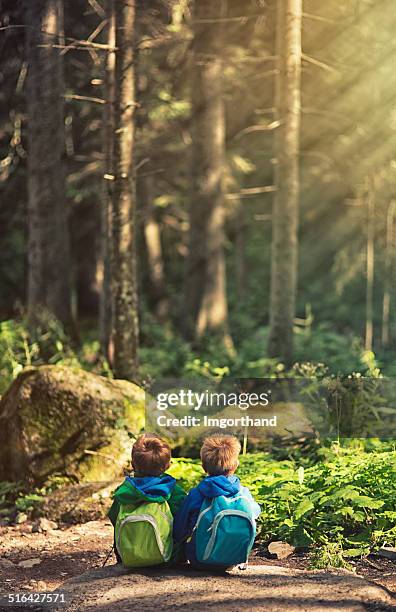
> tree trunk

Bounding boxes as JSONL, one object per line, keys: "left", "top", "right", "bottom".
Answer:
{"left": 268, "top": 0, "right": 302, "bottom": 365}
{"left": 141, "top": 176, "right": 169, "bottom": 323}
{"left": 25, "top": 0, "right": 73, "bottom": 329}
{"left": 382, "top": 200, "right": 396, "bottom": 347}
{"left": 365, "top": 186, "right": 375, "bottom": 351}
{"left": 111, "top": 0, "right": 139, "bottom": 380}
{"left": 235, "top": 198, "right": 247, "bottom": 304}
{"left": 99, "top": 0, "right": 116, "bottom": 360}
{"left": 184, "top": 0, "right": 232, "bottom": 349}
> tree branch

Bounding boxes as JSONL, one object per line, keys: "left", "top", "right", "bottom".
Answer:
{"left": 233, "top": 120, "right": 281, "bottom": 140}
{"left": 226, "top": 186, "right": 276, "bottom": 200}
{"left": 63, "top": 94, "right": 105, "bottom": 104}
{"left": 302, "top": 12, "right": 335, "bottom": 23}
{"left": 86, "top": 0, "right": 106, "bottom": 19}
{"left": 302, "top": 52, "right": 339, "bottom": 74}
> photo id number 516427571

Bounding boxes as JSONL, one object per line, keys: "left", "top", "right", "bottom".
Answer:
{"left": 3, "top": 592, "right": 66, "bottom": 606}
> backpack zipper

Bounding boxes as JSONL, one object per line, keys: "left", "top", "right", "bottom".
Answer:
{"left": 193, "top": 499, "right": 214, "bottom": 533}
{"left": 194, "top": 494, "right": 254, "bottom": 533}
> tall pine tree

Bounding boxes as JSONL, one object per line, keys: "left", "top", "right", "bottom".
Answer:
{"left": 25, "top": 0, "right": 72, "bottom": 328}
{"left": 268, "top": 0, "right": 302, "bottom": 364}
{"left": 184, "top": 0, "right": 232, "bottom": 351}
{"left": 111, "top": 0, "right": 139, "bottom": 379}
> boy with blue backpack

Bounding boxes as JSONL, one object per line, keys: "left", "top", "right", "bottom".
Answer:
{"left": 173, "top": 435, "right": 260, "bottom": 569}
{"left": 108, "top": 433, "right": 186, "bottom": 567}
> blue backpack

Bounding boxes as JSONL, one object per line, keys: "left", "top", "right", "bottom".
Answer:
{"left": 194, "top": 492, "right": 256, "bottom": 566}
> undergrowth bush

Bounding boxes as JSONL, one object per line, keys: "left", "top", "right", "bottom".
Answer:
{"left": 0, "top": 315, "right": 112, "bottom": 395}
{"left": 0, "top": 315, "right": 78, "bottom": 394}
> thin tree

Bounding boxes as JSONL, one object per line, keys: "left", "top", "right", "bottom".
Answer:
{"left": 365, "top": 185, "right": 375, "bottom": 352}
{"left": 268, "top": 0, "right": 302, "bottom": 364}
{"left": 382, "top": 200, "right": 396, "bottom": 347}
{"left": 141, "top": 175, "right": 169, "bottom": 323}
{"left": 235, "top": 198, "right": 247, "bottom": 305}
{"left": 99, "top": 0, "right": 116, "bottom": 360}
{"left": 25, "top": 0, "right": 73, "bottom": 328}
{"left": 184, "top": 0, "right": 232, "bottom": 351}
{"left": 111, "top": 0, "right": 139, "bottom": 379}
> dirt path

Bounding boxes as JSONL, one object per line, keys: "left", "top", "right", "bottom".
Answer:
{"left": 1, "top": 519, "right": 395, "bottom": 611}
{"left": 55, "top": 564, "right": 395, "bottom": 611}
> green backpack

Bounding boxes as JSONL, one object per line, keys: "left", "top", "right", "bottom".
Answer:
{"left": 115, "top": 500, "right": 173, "bottom": 567}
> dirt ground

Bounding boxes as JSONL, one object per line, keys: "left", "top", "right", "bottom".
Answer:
{"left": 0, "top": 519, "right": 395, "bottom": 611}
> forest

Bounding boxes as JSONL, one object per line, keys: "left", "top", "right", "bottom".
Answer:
{"left": 0, "top": 0, "right": 396, "bottom": 607}
{"left": 1, "top": 0, "right": 396, "bottom": 379}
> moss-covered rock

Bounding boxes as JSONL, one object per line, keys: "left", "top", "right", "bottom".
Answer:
{"left": 42, "top": 481, "right": 118, "bottom": 524}
{"left": 0, "top": 365, "right": 144, "bottom": 483}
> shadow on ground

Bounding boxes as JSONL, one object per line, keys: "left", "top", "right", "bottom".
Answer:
{"left": 50, "top": 563, "right": 395, "bottom": 612}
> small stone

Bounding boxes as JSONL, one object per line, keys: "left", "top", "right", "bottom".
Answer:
{"left": 0, "top": 558, "right": 16, "bottom": 569}
{"left": 376, "top": 547, "right": 396, "bottom": 560}
{"left": 32, "top": 517, "right": 58, "bottom": 533}
{"left": 18, "top": 558, "right": 42, "bottom": 568}
{"left": 36, "top": 580, "right": 47, "bottom": 590}
{"left": 16, "top": 512, "right": 28, "bottom": 524}
{"left": 268, "top": 541, "right": 296, "bottom": 560}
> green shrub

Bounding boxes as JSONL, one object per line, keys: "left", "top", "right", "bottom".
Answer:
{"left": 293, "top": 324, "right": 369, "bottom": 375}
{"left": 167, "top": 458, "right": 204, "bottom": 491}
{"left": 139, "top": 313, "right": 194, "bottom": 382}
{"left": 0, "top": 314, "right": 78, "bottom": 394}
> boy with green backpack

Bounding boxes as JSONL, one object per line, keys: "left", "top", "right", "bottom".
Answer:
{"left": 108, "top": 433, "right": 186, "bottom": 567}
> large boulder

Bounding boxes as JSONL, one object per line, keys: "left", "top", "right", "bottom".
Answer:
{"left": 0, "top": 365, "right": 144, "bottom": 483}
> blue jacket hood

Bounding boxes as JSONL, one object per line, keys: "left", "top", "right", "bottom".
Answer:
{"left": 197, "top": 474, "right": 241, "bottom": 498}
{"left": 124, "top": 473, "right": 176, "bottom": 501}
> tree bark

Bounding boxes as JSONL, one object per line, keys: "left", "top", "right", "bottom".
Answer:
{"left": 382, "top": 200, "right": 396, "bottom": 347}
{"left": 141, "top": 176, "right": 169, "bottom": 323}
{"left": 235, "top": 198, "right": 247, "bottom": 304}
{"left": 25, "top": 0, "right": 73, "bottom": 329}
{"left": 111, "top": 0, "right": 139, "bottom": 380}
{"left": 99, "top": 0, "right": 116, "bottom": 360}
{"left": 184, "top": 0, "right": 232, "bottom": 350}
{"left": 365, "top": 186, "right": 375, "bottom": 351}
{"left": 268, "top": 0, "right": 302, "bottom": 365}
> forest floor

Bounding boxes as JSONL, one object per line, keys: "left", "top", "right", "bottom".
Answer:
{"left": 1, "top": 519, "right": 395, "bottom": 610}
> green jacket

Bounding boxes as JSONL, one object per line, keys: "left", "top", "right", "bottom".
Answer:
{"left": 108, "top": 473, "right": 186, "bottom": 527}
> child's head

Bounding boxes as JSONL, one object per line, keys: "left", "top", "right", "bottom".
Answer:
{"left": 200, "top": 435, "right": 241, "bottom": 476}
{"left": 132, "top": 433, "right": 171, "bottom": 477}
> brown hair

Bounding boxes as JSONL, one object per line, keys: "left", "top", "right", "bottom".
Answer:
{"left": 132, "top": 433, "right": 171, "bottom": 477}
{"left": 200, "top": 435, "right": 241, "bottom": 476}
